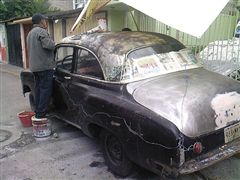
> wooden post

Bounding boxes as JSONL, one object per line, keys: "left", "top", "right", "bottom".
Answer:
{"left": 20, "top": 24, "right": 27, "bottom": 69}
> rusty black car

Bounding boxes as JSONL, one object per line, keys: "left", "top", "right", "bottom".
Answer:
{"left": 21, "top": 32, "right": 240, "bottom": 177}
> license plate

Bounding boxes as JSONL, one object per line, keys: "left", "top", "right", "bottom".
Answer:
{"left": 224, "top": 122, "right": 240, "bottom": 143}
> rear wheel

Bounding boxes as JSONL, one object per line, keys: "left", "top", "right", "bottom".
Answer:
{"left": 101, "top": 130, "right": 133, "bottom": 177}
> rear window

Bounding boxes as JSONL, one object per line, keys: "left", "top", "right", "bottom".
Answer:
{"left": 119, "top": 45, "right": 201, "bottom": 82}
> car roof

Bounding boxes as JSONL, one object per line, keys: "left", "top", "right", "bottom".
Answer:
{"left": 60, "top": 32, "right": 186, "bottom": 81}
{"left": 60, "top": 31, "right": 185, "bottom": 56}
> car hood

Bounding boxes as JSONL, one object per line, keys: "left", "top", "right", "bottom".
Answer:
{"left": 127, "top": 68, "right": 240, "bottom": 137}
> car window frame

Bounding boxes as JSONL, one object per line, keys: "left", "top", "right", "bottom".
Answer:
{"left": 55, "top": 43, "right": 112, "bottom": 83}
{"left": 73, "top": 46, "right": 105, "bottom": 80}
{"left": 54, "top": 44, "right": 76, "bottom": 73}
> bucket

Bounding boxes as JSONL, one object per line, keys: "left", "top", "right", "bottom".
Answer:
{"left": 32, "top": 116, "right": 52, "bottom": 138}
{"left": 18, "top": 111, "right": 35, "bottom": 127}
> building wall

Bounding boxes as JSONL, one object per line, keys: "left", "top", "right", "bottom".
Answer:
{"left": 52, "top": 12, "right": 104, "bottom": 42}
{"left": 73, "top": 11, "right": 107, "bottom": 34}
{"left": 54, "top": 20, "right": 63, "bottom": 43}
{"left": 49, "top": 0, "right": 73, "bottom": 10}
{"left": 107, "top": 10, "right": 124, "bottom": 31}
{"left": 66, "top": 17, "right": 80, "bottom": 35}
{"left": 236, "top": 0, "right": 240, "bottom": 6}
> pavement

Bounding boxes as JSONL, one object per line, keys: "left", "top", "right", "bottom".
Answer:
{"left": 0, "top": 63, "right": 121, "bottom": 180}
{"left": 0, "top": 63, "right": 240, "bottom": 180}
{"left": 0, "top": 62, "right": 23, "bottom": 77}
{"left": 0, "top": 63, "right": 27, "bottom": 148}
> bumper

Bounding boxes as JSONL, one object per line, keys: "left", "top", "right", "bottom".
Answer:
{"left": 179, "top": 138, "right": 240, "bottom": 174}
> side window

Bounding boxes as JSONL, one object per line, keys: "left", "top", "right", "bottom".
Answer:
{"left": 55, "top": 46, "right": 74, "bottom": 71}
{"left": 76, "top": 49, "right": 104, "bottom": 80}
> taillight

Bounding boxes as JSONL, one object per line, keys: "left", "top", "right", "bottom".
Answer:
{"left": 193, "top": 142, "right": 203, "bottom": 154}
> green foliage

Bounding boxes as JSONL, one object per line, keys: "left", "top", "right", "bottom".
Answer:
{"left": 0, "top": 0, "right": 59, "bottom": 21}
{"left": 31, "top": 0, "right": 51, "bottom": 14}
{"left": 0, "top": 1, "right": 7, "bottom": 20}
{"left": 237, "top": 6, "right": 240, "bottom": 12}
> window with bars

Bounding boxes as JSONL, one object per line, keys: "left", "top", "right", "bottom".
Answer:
{"left": 73, "top": 0, "right": 88, "bottom": 9}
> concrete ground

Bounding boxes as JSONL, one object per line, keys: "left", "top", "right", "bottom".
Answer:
{"left": 0, "top": 63, "right": 239, "bottom": 180}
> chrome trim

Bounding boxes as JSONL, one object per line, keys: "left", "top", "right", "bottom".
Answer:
{"left": 57, "top": 67, "right": 126, "bottom": 85}
{"left": 55, "top": 43, "right": 107, "bottom": 80}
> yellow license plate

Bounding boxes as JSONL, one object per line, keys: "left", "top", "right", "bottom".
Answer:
{"left": 224, "top": 122, "right": 240, "bottom": 143}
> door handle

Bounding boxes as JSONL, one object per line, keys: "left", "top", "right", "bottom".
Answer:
{"left": 64, "top": 76, "right": 71, "bottom": 80}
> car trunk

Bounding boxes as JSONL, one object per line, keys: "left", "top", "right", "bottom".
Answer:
{"left": 127, "top": 67, "right": 240, "bottom": 138}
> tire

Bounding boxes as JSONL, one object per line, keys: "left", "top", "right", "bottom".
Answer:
{"left": 29, "top": 92, "right": 36, "bottom": 111}
{"left": 101, "top": 130, "right": 133, "bottom": 177}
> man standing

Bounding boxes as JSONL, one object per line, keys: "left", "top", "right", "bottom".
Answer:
{"left": 27, "top": 13, "right": 55, "bottom": 119}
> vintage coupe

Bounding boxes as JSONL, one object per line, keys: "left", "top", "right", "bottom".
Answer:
{"left": 21, "top": 32, "right": 240, "bottom": 177}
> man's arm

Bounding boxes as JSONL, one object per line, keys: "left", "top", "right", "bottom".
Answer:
{"left": 38, "top": 29, "right": 55, "bottom": 50}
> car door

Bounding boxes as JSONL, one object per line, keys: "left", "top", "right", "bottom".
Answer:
{"left": 53, "top": 44, "right": 76, "bottom": 119}
{"left": 64, "top": 47, "right": 106, "bottom": 127}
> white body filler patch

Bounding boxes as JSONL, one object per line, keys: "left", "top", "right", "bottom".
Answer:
{"left": 211, "top": 92, "right": 240, "bottom": 129}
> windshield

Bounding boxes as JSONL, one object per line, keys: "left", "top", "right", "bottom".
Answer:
{"left": 120, "top": 45, "right": 201, "bottom": 82}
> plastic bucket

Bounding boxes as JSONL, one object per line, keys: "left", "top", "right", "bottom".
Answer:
{"left": 18, "top": 111, "right": 35, "bottom": 127}
{"left": 32, "top": 116, "right": 52, "bottom": 138}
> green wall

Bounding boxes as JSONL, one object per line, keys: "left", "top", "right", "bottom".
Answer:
{"left": 107, "top": 10, "right": 125, "bottom": 31}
